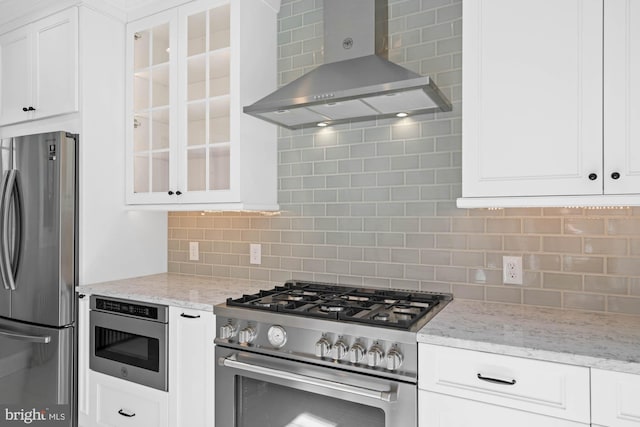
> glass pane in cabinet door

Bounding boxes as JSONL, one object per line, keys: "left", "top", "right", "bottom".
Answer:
{"left": 187, "top": 102, "right": 206, "bottom": 147}
{"left": 151, "top": 65, "right": 170, "bottom": 107}
{"left": 133, "top": 30, "right": 149, "bottom": 70}
{"left": 209, "top": 50, "right": 230, "bottom": 98}
{"left": 151, "top": 151, "right": 170, "bottom": 192}
{"left": 152, "top": 109, "right": 170, "bottom": 150}
{"left": 134, "top": 154, "right": 149, "bottom": 193}
{"left": 133, "top": 74, "right": 150, "bottom": 111}
{"left": 210, "top": 98, "right": 230, "bottom": 144}
{"left": 187, "top": 56, "right": 206, "bottom": 102}
{"left": 188, "top": 12, "right": 206, "bottom": 56}
{"left": 209, "top": 145, "right": 230, "bottom": 190}
{"left": 133, "top": 115, "right": 149, "bottom": 152}
{"left": 151, "top": 24, "right": 170, "bottom": 65}
{"left": 209, "top": 5, "right": 230, "bottom": 51}
{"left": 187, "top": 148, "right": 206, "bottom": 191}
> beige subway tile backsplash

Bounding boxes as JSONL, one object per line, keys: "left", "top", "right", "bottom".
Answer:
{"left": 166, "top": 0, "right": 640, "bottom": 316}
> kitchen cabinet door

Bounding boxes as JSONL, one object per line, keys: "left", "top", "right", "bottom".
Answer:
{"left": 591, "top": 368, "right": 640, "bottom": 426}
{"left": 125, "top": 0, "right": 278, "bottom": 210}
{"left": 89, "top": 370, "right": 169, "bottom": 427}
{"left": 168, "top": 307, "right": 214, "bottom": 427}
{"left": 419, "top": 391, "right": 588, "bottom": 427}
{"left": 126, "top": 10, "right": 178, "bottom": 204}
{"left": 32, "top": 8, "right": 79, "bottom": 121}
{"left": 418, "top": 344, "right": 591, "bottom": 424}
{"left": 604, "top": 0, "right": 640, "bottom": 195}
{"left": 0, "top": 7, "right": 78, "bottom": 126}
{"left": 0, "top": 27, "right": 31, "bottom": 125}
{"left": 461, "top": 0, "right": 603, "bottom": 199}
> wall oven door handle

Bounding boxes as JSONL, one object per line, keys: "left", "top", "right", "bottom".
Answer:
{"left": 220, "top": 354, "right": 397, "bottom": 402}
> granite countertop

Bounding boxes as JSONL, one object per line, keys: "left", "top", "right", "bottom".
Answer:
{"left": 418, "top": 299, "right": 640, "bottom": 375}
{"left": 77, "top": 273, "right": 274, "bottom": 311}
{"left": 80, "top": 274, "right": 640, "bottom": 375}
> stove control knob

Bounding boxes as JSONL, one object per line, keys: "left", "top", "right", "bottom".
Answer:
{"left": 386, "top": 348, "right": 404, "bottom": 371}
{"left": 219, "top": 323, "right": 237, "bottom": 340}
{"left": 367, "top": 345, "right": 385, "bottom": 367}
{"left": 315, "top": 337, "right": 332, "bottom": 358}
{"left": 332, "top": 340, "right": 349, "bottom": 360}
{"left": 349, "top": 342, "right": 366, "bottom": 364}
{"left": 238, "top": 326, "right": 257, "bottom": 344}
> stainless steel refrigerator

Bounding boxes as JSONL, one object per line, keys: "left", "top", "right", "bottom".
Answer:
{"left": 0, "top": 131, "right": 77, "bottom": 426}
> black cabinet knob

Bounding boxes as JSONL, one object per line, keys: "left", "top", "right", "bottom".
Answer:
{"left": 175, "top": 190, "right": 182, "bottom": 196}
{"left": 588, "top": 173, "right": 598, "bottom": 181}
{"left": 168, "top": 191, "right": 174, "bottom": 195}
{"left": 27, "top": 106, "right": 35, "bottom": 111}
{"left": 22, "top": 107, "right": 28, "bottom": 112}
{"left": 611, "top": 172, "right": 621, "bottom": 180}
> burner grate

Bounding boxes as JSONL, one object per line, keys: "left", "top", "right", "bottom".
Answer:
{"left": 225, "top": 280, "right": 449, "bottom": 330}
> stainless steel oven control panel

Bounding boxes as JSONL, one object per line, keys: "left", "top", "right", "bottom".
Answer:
{"left": 214, "top": 312, "right": 418, "bottom": 383}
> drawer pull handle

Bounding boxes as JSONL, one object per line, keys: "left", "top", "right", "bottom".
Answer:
{"left": 118, "top": 409, "right": 136, "bottom": 418}
{"left": 477, "top": 373, "right": 516, "bottom": 386}
{"left": 180, "top": 313, "right": 201, "bottom": 319}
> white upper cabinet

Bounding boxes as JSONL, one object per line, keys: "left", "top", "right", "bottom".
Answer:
{"left": 126, "top": 0, "right": 278, "bottom": 211}
{"left": 0, "top": 8, "right": 78, "bottom": 125}
{"left": 604, "top": 0, "right": 640, "bottom": 195}
{"left": 459, "top": 0, "right": 640, "bottom": 207}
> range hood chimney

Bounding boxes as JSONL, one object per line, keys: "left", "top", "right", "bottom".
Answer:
{"left": 243, "top": 0, "right": 452, "bottom": 129}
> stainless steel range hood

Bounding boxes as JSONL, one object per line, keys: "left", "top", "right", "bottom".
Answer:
{"left": 244, "top": 0, "right": 452, "bottom": 129}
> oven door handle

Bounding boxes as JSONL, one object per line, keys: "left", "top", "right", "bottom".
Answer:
{"left": 220, "top": 354, "right": 397, "bottom": 402}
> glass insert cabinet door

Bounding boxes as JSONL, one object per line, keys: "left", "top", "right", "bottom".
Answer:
{"left": 181, "top": 3, "right": 231, "bottom": 193}
{"left": 131, "top": 17, "right": 175, "bottom": 197}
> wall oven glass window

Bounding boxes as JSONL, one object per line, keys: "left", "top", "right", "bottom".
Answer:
{"left": 89, "top": 296, "right": 168, "bottom": 391}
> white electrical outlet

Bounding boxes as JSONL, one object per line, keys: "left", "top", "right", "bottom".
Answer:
{"left": 189, "top": 242, "right": 199, "bottom": 261}
{"left": 250, "top": 243, "right": 261, "bottom": 265}
{"left": 503, "top": 256, "right": 523, "bottom": 285}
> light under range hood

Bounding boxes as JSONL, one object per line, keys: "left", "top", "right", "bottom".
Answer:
{"left": 243, "top": 0, "right": 452, "bottom": 130}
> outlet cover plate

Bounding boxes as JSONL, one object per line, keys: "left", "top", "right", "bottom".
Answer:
{"left": 250, "top": 243, "right": 261, "bottom": 265}
{"left": 189, "top": 242, "right": 199, "bottom": 261}
{"left": 503, "top": 255, "right": 523, "bottom": 285}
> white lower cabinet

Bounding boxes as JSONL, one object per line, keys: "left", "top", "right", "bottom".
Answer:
{"left": 592, "top": 369, "right": 640, "bottom": 426}
{"left": 89, "top": 370, "right": 169, "bottom": 427}
{"left": 419, "top": 390, "right": 586, "bottom": 427}
{"left": 418, "top": 344, "right": 590, "bottom": 427}
{"left": 168, "top": 307, "right": 215, "bottom": 427}
{"left": 83, "top": 304, "right": 215, "bottom": 427}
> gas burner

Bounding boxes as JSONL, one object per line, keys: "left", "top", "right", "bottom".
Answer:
{"left": 395, "top": 313, "right": 413, "bottom": 321}
{"left": 393, "top": 305, "right": 420, "bottom": 314}
{"left": 319, "top": 304, "right": 346, "bottom": 313}
{"left": 253, "top": 302, "right": 272, "bottom": 308}
{"left": 341, "top": 295, "right": 371, "bottom": 302}
{"left": 374, "top": 312, "right": 390, "bottom": 321}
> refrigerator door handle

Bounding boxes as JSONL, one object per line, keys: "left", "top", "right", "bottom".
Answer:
{"left": 0, "top": 328, "right": 51, "bottom": 344}
{"left": 0, "top": 169, "right": 21, "bottom": 291}
{"left": 0, "top": 170, "right": 11, "bottom": 290}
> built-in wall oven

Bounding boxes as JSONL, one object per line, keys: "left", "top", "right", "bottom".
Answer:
{"left": 89, "top": 295, "right": 169, "bottom": 391}
{"left": 214, "top": 280, "right": 452, "bottom": 427}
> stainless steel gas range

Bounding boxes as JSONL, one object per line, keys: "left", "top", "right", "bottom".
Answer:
{"left": 214, "top": 280, "right": 452, "bottom": 427}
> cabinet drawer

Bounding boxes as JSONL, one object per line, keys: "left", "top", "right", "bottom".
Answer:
{"left": 90, "top": 371, "right": 168, "bottom": 427}
{"left": 418, "top": 344, "right": 590, "bottom": 423}
{"left": 592, "top": 368, "right": 640, "bottom": 426}
{"left": 419, "top": 390, "right": 588, "bottom": 427}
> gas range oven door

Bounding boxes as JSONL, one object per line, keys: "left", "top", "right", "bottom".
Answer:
{"left": 215, "top": 346, "right": 416, "bottom": 427}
